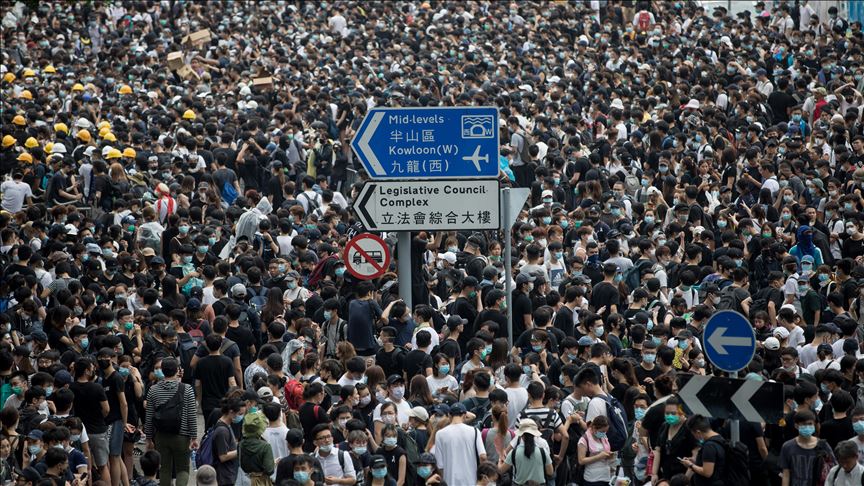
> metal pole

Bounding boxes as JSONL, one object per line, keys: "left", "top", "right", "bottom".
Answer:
{"left": 397, "top": 232, "right": 412, "bottom": 310}
{"left": 502, "top": 187, "right": 514, "bottom": 349}
{"left": 730, "top": 419, "right": 740, "bottom": 445}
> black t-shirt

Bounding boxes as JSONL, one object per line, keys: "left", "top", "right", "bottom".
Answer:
{"left": 195, "top": 355, "right": 235, "bottom": 412}
{"left": 590, "top": 281, "right": 620, "bottom": 318}
{"left": 403, "top": 350, "right": 433, "bottom": 383}
{"left": 225, "top": 325, "right": 256, "bottom": 369}
{"left": 102, "top": 370, "right": 126, "bottom": 423}
{"left": 511, "top": 292, "right": 533, "bottom": 339}
{"left": 767, "top": 90, "right": 797, "bottom": 124}
{"left": 70, "top": 381, "right": 108, "bottom": 433}
{"left": 474, "top": 309, "right": 508, "bottom": 340}
{"left": 375, "top": 347, "right": 406, "bottom": 379}
{"left": 693, "top": 436, "right": 725, "bottom": 486}
{"left": 299, "top": 402, "right": 330, "bottom": 452}
{"left": 819, "top": 416, "right": 854, "bottom": 449}
{"left": 438, "top": 338, "right": 461, "bottom": 365}
{"left": 377, "top": 445, "right": 407, "bottom": 481}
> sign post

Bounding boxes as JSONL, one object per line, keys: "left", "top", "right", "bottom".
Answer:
{"left": 702, "top": 310, "right": 758, "bottom": 445}
{"left": 499, "top": 187, "right": 530, "bottom": 349}
{"left": 676, "top": 374, "right": 784, "bottom": 424}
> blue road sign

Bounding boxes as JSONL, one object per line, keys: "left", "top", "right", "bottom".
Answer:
{"left": 350, "top": 106, "right": 499, "bottom": 179}
{"left": 703, "top": 310, "right": 756, "bottom": 373}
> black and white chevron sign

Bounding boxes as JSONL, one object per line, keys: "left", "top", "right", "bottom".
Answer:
{"left": 676, "top": 374, "right": 785, "bottom": 423}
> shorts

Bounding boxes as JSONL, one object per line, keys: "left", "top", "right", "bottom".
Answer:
{"left": 107, "top": 420, "right": 125, "bottom": 456}
{"left": 89, "top": 432, "right": 109, "bottom": 467}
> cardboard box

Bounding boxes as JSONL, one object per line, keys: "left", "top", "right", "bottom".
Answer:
{"left": 182, "top": 29, "right": 211, "bottom": 47}
{"left": 176, "top": 64, "right": 200, "bottom": 81}
{"left": 167, "top": 51, "right": 184, "bottom": 70}
{"left": 252, "top": 77, "right": 274, "bottom": 90}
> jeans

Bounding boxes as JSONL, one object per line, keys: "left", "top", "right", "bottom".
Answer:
{"left": 155, "top": 431, "right": 191, "bottom": 486}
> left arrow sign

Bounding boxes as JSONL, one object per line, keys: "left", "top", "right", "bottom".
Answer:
{"left": 678, "top": 374, "right": 711, "bottom": 417}
{"left": 357, "top": 112, "right": 386, "bottom": 176}
{"left": 356, "top": 183, "right": 377, "bottom": 230}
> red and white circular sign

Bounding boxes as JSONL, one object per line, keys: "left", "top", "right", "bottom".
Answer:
{"left": 343, "top": 233, "right": 391, "bottom": 280}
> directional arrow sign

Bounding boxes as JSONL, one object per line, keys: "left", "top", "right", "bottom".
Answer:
{"left": 676, "top": 374, "right": 785, "bottom": 423}
{"left": 354, "top": 179, "right": 500, "bottom": 232}
{"left": 703, "top": 310, "right": 756, "bottom": 372}
{"left": 350, "top": 106, "right": 500, "bottom": 179}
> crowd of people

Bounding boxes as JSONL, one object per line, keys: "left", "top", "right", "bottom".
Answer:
{"left": 2, "top": 0, "right": 864, "bottom": 486}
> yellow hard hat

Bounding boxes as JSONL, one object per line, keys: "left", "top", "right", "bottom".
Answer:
{"left": 122, "top": 148, "right": 136, "bottom": 158}
{"left": 182, "top": 110, "right": 196, "bottom": 120}
{"left": 97, "top": 121, "right": 111, "bottom": 131}
{"left": 44, "top": 142, "right": 54, "bottom": 153}
{"left": 16, "top": 153, "right": 33, "bottom": 163}
{"left": 24, "top": 137, "right": 39, "bottom": 149}
{"left": 103, "top": 132, "right": 117, "bottom": 143}
{"left": 12, "top": 115, "right": 25, "bottom": 126}
{"left": 106, "top": 148, "right": 122, "bottom": 159}
{"left": 118, "top": 84, "right": 132, "bottom": 95}
{"left": 76, "top": 129, "right": 92, "bottom": 142}
{"left": 2, "top": 73, "right": 15, "bottom": 83}
{"left": 54, "top": 123, "right": 69, "bottom": 135}
{"left": 85, "top": 83, "right": 96, "bottom": 92}
{"left": 19, "top": 90, "right": 32, "bottom": 100}
{"left": 71, "top": 83, "right": 84, "bottom": 92}
{"left": 22, "top": 69, "right": 35, "bottom": 78}
{"left": 98, "top": 126, "right": 111, "bottom": 138}
{"left": 44, "top": 65, "right": 56, "bottom": 74}
{"left": 2, "top": 135, "right": 15, "bottom": 148}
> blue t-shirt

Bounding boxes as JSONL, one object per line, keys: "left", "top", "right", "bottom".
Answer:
{"left": 348, "top": 299, "right": 382, "bottom": 355}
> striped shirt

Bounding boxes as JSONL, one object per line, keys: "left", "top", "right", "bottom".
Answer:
{"left": 144, "top": 379, "right": 197, "bottom": 439}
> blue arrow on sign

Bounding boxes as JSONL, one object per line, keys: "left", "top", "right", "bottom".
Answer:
{"left": 351, "top": 106, "right": 500, "bottom": 179}
{"left": 703, "top": 310, "right": 756, "bottom": 373}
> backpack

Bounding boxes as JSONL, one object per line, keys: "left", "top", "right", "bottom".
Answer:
{"left": 284, "top": 379, "right": 305, "bottom": 411}
{"left": 299, "top": 191, "right": 321, "bottom": 212}
{"left": 177, "top": 335, "right": 198, "bottom": 384}
{"left": 153, "top": 383, "right": 186, "bottom": 434}
{"left": 520, "top": 408, "right": 558, "bottom": 444}
{"left": 518, "top": 130, "right": 533, "bottom": 163}
{"left": 465, "top": 397, "right": 491, "bottom": 428}
{"left": 623, "top": 260, "right": 653, "bottom": 291}
{"left": 185, "top": 320, "right": 206, "bottom": 345}
{"left": 636, "top": 11, "right": 651, "bottom": 32}
{"left": 397, "top": 428, "right": 419, "bottom": 486}
{"left": 748, "top": 287, "right": 773, "bottom": 319}
{"left": 712, "top": 436, "right": 750, "bottom": 485}
{"left": 717, "top": 285, "right": 743, "bottom": 312}
{"left": 221, "top": 180, "right": 238, "bottom": 205}
{"left": 196, "top": 422, "right": 229, "bottom": 468}
{"left": 594, "top": 394, "right": 629, "bottom": 452}
{"left": 247, "top": 287, "right": 267, "bottom": 318}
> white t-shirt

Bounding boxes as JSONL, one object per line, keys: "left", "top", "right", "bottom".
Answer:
{"left": 372, "top": 399, "right": 412, "bottom": 426}
{"left": 797, "top": 343, "right": 820, "bottom": 368}
{"left": 427, "top": 375, "right": 459, "bottom": 398}
{"left": 433, "top": 423, "right": 486, "bottom": 486}
{"left": 411, "top": 325, "right": 439, "bottom": 350}
{"left": 262, "top": 425, "right": 290, "bottom": 461}
{"left": 0, "top": 180, "right": 32, "bottom": 213}
{"left": 504, "top": 387, "right": 529, "bottom": 428}
{"left": 586, "top": 394, "right": 610, "bottom": 423}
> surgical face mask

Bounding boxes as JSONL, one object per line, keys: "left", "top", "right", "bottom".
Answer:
{"left": 418, "top": 465, "right": 433, "bottom": 478}
{"left": 542, "top": 216, "right": 552, "bottom": 224}
{"left": 183, "top": 256, "right": 193, "bottom": 264}
{"left": 798, "top": 424, "right": 816, "bottom": 437}
{"left": 854, "top": 421, "right": 864, "bottom": 436}
{"left": 294, "top": 471, "right": 310, "bottom": 483}
{"left": 179, "top": 225, "right": 190, "bottom": 234}
{"left": 338, "top": 419, "right": 348, "bottom": 429}
{"left": 664, "top": 414, "right": 681, "bottom": 425}
{"left": 383, "top": 437, "right": 398, "bottom": 448}
{"left": 335, "top": 267, "right": 346, "bottom": 277}
{"left": 359, "top": 395, "right": 371, "bottom": 407}
{"left": 372, "top": 467, "right": 388, "bottom": 479}
{"left": 594, "top": 431, "right": 607, "bottom": 439}
{"left": 643, "top": 354, "right": 656, "bottom": 364}
{"left": 678, "top": 340, "right": 688, "bottom": 349}
{"left": 594, "top": 326, "right": 604, "bottom": 337}
{"left": 323, "top": 311, "right": 332, "bottom": 321}
{"left": 154, "top": 369, "right": 165, "bottom": 380}
{"left": 353, "top": 446, "right": 367, "bottom": 455}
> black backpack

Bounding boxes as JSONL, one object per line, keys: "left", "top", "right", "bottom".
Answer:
{"left": 713, "top": 436, "right": 750, "bottom": 485}
{"left": 153, "top": 383, "right": 186, "bottom": 434}
{"left": 520, "top": 408, "right": 558, "bottom": 444}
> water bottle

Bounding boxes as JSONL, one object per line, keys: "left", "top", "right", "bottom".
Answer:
{"left": 190, "top": 449, "right": 196, "bottom": 467}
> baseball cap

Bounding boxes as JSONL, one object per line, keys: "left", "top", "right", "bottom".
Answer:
{"left": 449, "top": 402, "right": 467, "bottom": 415}
{"left": 773, "top": 327, "right": 790, "bottom": 339}
{"left": 231, "top": 283, "right": 247, "bottom": 297}
{"left": 437, "top": 252, "right": 457, "bottom": 265}
{"left": 387, "top": 374, "right": 405, "bottom": 386}
{"left": 257, "top": 387, "right": 274, "bottom": 400}
{"left": 407, "top": 406, "right": 430, "bottom": 422}
{"left": 763, "top": 337, "right": 780, "bottom": 351}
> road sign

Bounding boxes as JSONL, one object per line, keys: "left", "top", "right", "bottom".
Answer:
{"left": 500, "top": 187, "right": 531, "bottom": 230}
{"left": 351, "top": 106, "right": 500, "bottom": 179}
{"left": 677, "top": 374, "right": 785, "bottom": 423}
{"left": 343, "top": 233, "right": 391, "bottom": 280}
{"left": 703, "top": 310, "right": 756, "bottom": 372}
{"left": 354, "top": 179, "right": 500, "bottom": 232}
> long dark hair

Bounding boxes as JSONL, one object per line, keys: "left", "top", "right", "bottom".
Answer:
{"left": 522, "top": 432, "right": 536, "bottom": 459}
